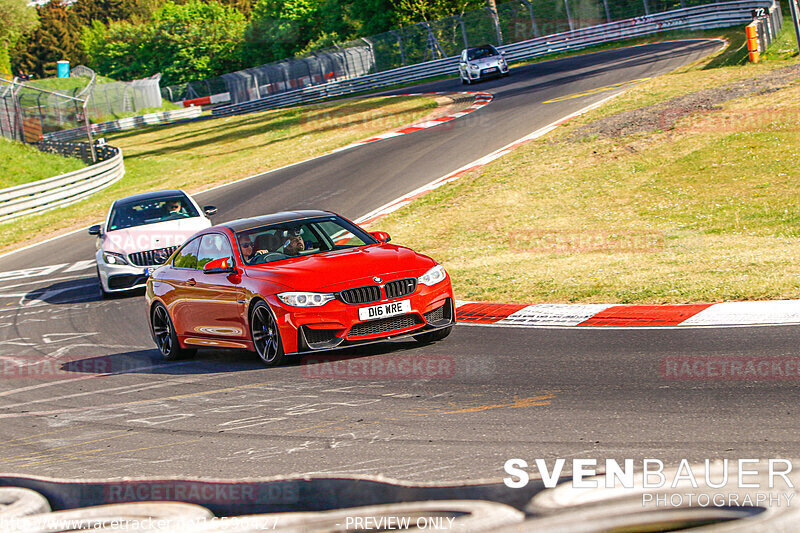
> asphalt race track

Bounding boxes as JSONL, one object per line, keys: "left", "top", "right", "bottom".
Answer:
{"left": 2, "top": 40, "right": 796, "bottom": 483}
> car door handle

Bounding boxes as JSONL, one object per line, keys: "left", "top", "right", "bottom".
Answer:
{"left": 187, "top": 278, "right": 196, "bottom": 286}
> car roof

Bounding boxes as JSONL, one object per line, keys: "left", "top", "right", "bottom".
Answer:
{"left": 221, "top": 210, "right": 338, "bottom": 232}
{"left": 113, "top": 190, "right": 187, "bottom": 206}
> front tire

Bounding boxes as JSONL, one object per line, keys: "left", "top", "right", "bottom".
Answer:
{"left": 151, "top": 302, "right": 196, "bottom": 361}
{"left": 413, "top": 326, "right": 453, "bottom": 344}
{"left": 250, "top": 300, "right": 287, "bottom": 366}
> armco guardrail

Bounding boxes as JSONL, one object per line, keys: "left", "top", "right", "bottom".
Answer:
{"left": 44, "top": 106, "right": 203, "bottom": 142}
{"left": 0, "top": 143, "right": 124, "bottom": 223}
{"left": 213, "top": 0, "right": 779, "bottom": 118}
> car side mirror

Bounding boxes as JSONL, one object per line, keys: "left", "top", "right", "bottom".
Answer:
{"left": 203, "top": 205, "right": 218, "bottom": 217}
{"left": 203, "top": 256, "right": 235, "bottom": 274}
{"left": 88, "top": 224, "right": 102, "bottom": 236}
{"left": 371, "top": 231, "right": 391, "bottom": 243}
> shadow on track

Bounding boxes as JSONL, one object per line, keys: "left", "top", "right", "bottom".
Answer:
{"left": 23, "top": 277, "right": 145, "bottom": 305}
{"left": 60, "top": 338, "right": 428, "bottom": 376}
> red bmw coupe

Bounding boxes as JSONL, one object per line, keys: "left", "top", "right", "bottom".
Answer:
{"left": 145, "top": 210, "right": 455, "bottom": 365}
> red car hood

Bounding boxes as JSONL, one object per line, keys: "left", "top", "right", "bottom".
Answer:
{"left": 244, "top": 244, "right": 436, "bottom": 292}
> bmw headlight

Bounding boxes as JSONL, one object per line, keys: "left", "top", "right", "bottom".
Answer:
{"left": 278, "top": 292, "right": 335, "bottom": 307}
{"left": 418, "top": 264, "right": 447, "bottom": 286}
{"left": 102, "top": 251, "right": 129, "bottom": 265}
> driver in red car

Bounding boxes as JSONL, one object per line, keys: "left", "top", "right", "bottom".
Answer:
{"left": 238, "top": 235, "right": 255, "bottom": 262}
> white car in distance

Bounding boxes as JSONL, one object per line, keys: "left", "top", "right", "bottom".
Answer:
{"left": 89, "top": 190, "right": 216, "bottom": 297}
{"left": 459, "top": 44, "right": 509, "bottom": 84}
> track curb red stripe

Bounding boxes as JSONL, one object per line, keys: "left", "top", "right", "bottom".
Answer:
{"left": 454, "top": 301, "right": 800, "bottom": 328}
{"left": 332, "top": 92, "right": 493, "bottom": 153}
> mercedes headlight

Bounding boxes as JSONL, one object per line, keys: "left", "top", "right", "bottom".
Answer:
{"left": 278, "top": 292, "right": 335, "bottom": 307}
{"left": 418, "top": 264, "right": 447, "bottom": 286}
{"left": 102, "top": 251, "right": 129, "bottom": 265}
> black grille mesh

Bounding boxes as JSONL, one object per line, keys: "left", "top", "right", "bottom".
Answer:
{"left": 108, "top": 274, "right": 147, "bottom": 290}
{"left": 338, "top": 285, "right": 381, "bottom": 305}
{"left": 348, "top": 314, "right": 422, "bottom": 337}
{"left": 128, "top": 246, "right": 178, "bottom": 267}
{"left": 385, "top": 278, "right": 417, "bottom": 300}
{"left": 304, "top": 328, "right": 339, "bottom": 345}
{"left": 424, "top": 305, "right": 445, "bottom": 324}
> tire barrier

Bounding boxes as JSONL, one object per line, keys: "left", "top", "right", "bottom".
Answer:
{"left": 0, "top": 487, "right": 51, "bottom": 518}
{"left": 3, "top": 464, "right": 798, "bottom": 531}
{"left": 494, "top": 506, "right": 763, "bottom": 532}
{"left": 0, "top": 474, "right": 547, "bottom": 517}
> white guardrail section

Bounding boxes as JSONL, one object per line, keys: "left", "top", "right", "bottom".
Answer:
{"left": 213, "top": 0, "right": 780, "bottom": 117}
{"left": 44, "top": 106, "right": 203, "bottom": 142}
{"left": 0, "top": 146, "right": 124, "bottom": 223}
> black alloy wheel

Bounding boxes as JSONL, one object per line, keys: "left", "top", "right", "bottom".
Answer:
{"left": 151, "top": 302, "right": 196, "bottom": 361}
{"left": 250, "top": 300, "right": 287, "bottom": 366}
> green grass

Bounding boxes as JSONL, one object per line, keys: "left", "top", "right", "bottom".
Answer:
{"left": 371, "top": 18, "right": 800, "bottom": 304}
{"left": 0, "top": 94, "right": 440, "bottom": 253}
{"left": 0, "top": 138, "right": 86, "bottom": 189}
{"left": 24, "top": 75, "right": 116, "bottom": 93}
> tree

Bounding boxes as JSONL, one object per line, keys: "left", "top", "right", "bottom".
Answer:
{"left": 0, "top": 0, "right": 39, "bottom": 76}
{"left": 241, "top": 0, "right": 324, "bottom": 65}
{"left": 82, "top": 0, "right": 247, "bottom": 84}
{"left": 318, "top": 0, "right": 400, "bottom": 39}
{"left": 71, "top": 0, "right": 135, "bottom": 25}
{"left": 82, "top": 19, "right": 147, "bottom": 81}
{"left": 12, "top": 0, "right": 84, "bottom": 78}
{"left": 395, "top": 0, "right": 484, "bottom": 23}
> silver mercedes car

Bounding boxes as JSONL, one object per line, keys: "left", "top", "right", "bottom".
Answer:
{"left": 458, "top": 45, "right": 509, "bottom": 84}
{"left": 89, "top": 190, "right": 216, "bottom": 297}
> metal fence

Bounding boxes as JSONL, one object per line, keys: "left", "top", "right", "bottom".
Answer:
{"left": 85, "top": 73, "right": 163, "bottom": 120}
{"left": 1, "top": 77, "right": 88, "bottom": 143}
{"left": 164, "top": 0, "right": 770, "bottom": 107}
{"left": 0, "top": 67, "right": 163, "bottom": 144}
{"left": 212, "top": 0, "right": 781, "bottom": 117}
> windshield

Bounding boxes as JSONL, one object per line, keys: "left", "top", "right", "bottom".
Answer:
{"left": 236, "top": 216, "right": 378, "bottom": 265}
{"left": 107, "top": 195, "right": 199, "bottom": 231}
{"left": 467, "top": 45, "right": 499, "bottom": 60}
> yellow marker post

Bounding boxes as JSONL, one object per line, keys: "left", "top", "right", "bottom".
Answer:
{"left": 746, "top": 22, "right": 760, "bottom": 63}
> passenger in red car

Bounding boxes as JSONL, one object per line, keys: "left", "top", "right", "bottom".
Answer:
{"left": 284, "top": 234, "right": 305, "bottom": 256}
